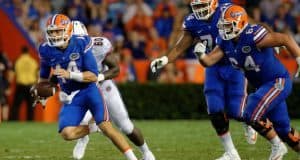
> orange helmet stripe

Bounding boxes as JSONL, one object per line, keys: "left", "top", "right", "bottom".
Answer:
{"left": 51, "top": 14, "right": 58, "bottom": 26}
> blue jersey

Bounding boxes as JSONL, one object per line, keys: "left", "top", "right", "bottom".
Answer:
{"left": 183, "top": 3, "right": 231, "bottom": 64}
{"left": 39, "top": 35, "right": 98, "bottom": 94}
{"left": 217, "top": 24, "right": 290, "bottom": 87}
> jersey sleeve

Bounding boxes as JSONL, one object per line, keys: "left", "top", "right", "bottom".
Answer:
{"left": 38, "top": 43, "right": 51, "bottom": 79}
{"left": 249, "top": 25, "right": 269, "bottom": 45}
{"left": 182, "top": 14, "right": 196, "bottom": 33}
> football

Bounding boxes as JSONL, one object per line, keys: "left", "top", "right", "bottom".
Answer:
{"left": 30, "top": 81, "right": 58, "bottom": 98}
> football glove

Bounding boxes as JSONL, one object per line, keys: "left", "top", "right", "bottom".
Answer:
{"left": 150, "top": 56, "right": 169, "bottom": 73}
{"left": 193, "top": 41, "right": 207, "bottom": 58}
{"left": 295, "top": 57, "right": 300, "bottom": 78}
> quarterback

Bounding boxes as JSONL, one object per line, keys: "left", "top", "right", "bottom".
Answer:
{"left": 37, "top": 14, "right": 138, "bottom": 160}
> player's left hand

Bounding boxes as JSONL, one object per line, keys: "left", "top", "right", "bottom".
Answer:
{"left": 194, "top": 41, "right": 207, "bottom": 58}
{"left": 54, "top": 68, "right": 70, "bottom": 79}
{"left": 295, "top": 57, "right": 300, "bottom": 78}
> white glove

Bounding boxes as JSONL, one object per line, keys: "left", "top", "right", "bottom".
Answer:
{"left": 150, "top": 56, "right": 169, "bottom": 73}
{"left": 98, "top": 73, "right": 105, "bottom": 83}
{"left": 194, "top": 41, "right": 207, "bottom": 58}
{"left": 295, "top": 57, "right": 300, "bottom": 78}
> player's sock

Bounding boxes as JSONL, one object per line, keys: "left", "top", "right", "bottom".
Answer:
{"left": 219, "top": 132, "right": 236, "bottom": 152}
{"left": 88, "top": 123, "right": 99, "bottom": 133}
{"left": 139, "top": 142, "right": 150, "bottom": 153}
{"left": 124, "top": 148, "right": 138, "bottom": 160}
{"left": 270, "top": 135, "right": 281, "bottom": 145}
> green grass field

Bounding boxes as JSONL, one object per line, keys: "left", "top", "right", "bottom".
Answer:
{"left": 0, "top": 120, "right": 299, "bottom": 160}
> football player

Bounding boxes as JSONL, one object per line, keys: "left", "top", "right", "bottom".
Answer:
{"left": 150, "top": 0, "right": 256, "bottom": 159}
{"left": 37, "top": 14, "right": 138, "bottom": 160}
{"left": 71, "top": 21, "right": 155, "bottom": 160}
{"left": 197, "top": 5, "right": 300, "bottom": 159}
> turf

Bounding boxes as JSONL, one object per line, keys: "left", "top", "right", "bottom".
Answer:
{"left": 0, "top": 120, "right": 299, "bottom": 160}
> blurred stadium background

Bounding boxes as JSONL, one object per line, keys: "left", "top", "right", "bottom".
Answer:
{"left": 0, "top": 0, "right": 300, "bottom": 159}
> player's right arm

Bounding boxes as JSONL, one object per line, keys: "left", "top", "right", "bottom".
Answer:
{"left": 167, "top": 31, "right": 194, "bottom": 63}
{"left": 98, "top": 53, "right": 120, "bottom": 82}
{"left": 150, "top": 30, "right": 193, "bottom": 72}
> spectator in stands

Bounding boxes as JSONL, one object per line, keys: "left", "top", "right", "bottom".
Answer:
{"left": 114, "top": 47, "right": 137, "bottom": 83}
{"left": 87, "top": 23, "right": 103, "bottom": 37}
{"left": 28, "top": 18, "right": 44, "bottom": 47}
{"left": 125, "top": 31, "right": 146, "bottom": 59}
{"left": 153, "top": 0, "right": 176, "bottom": 41}
{"left": 273, "top": 3, "right": 297, "bottom": 33}
{"left": 122, "top": 0, "right": 153, "bottom": 24}
{"left": 124, "top": 2, "right": 156, "bottom": 42}
{"left": 102, "top": 18, "right": 123, "bottom": 42}
{"left": 145, "top": 30, "right": 167, "bottom": 59}
{"left": 0, "top": 51, "right": 13, "bottom": 122}
{"left": 259, "top": 0, "right": 281, "bottom": 25}
{"left": 10, "top": 46, "right": 38, "bottom": 121}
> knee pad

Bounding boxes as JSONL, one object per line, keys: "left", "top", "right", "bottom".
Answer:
{"left": 282, "top": 128, "right": 300, "bottom": 152}
{"left": 118, "top": 118, "right": 134, "bottom": 135}
{"left": 249, "top": 119, "right": 273, "bottom": 136}
{"left": 209, "top": 112, "right": 229, "bottom": 135}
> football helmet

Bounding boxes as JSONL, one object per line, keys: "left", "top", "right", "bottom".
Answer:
{"left": 190, "top": 0, "right": 218, "bottom": 20}
{"left": 217, "top": 5, "right": 248, "bottom": 40}
{"left": 45, "top": 14, "right": 73, "bottom": 47}
{"left": 72, "top": 21, "right": 88, "bottom": 36}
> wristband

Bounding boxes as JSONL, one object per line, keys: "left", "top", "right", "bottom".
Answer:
{"left": 69, "top": 72, "right": 83, "bottom": 82}
{"left": 98, "top": 73, "right": 105, "bottom": 82}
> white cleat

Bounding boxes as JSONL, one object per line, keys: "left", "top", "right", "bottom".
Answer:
{"left": 215, "top": 150, "right": 241, "bottom": 160}
{"left": 142, "top": 151, "right": 155, "bottom": 160}
{"left": 244, "top": 125, "right": 258, "bottom": 145}
{"left": 269, "top": 142, "right": 288, "bottom": 160}
{"left": 73, "top": 135, "right": 89, "bottom": 160}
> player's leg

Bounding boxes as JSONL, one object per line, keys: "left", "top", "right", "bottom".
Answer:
{"left": 59, "top": 103, "right": 90, "bottom": 140}
{"left": 89, "top": 85, "right": 137, "bottom": 160}
{"left": 268, "top": 101, "right": 300, "bottom": 153}
{"left": 73, "top": 110, "right": 95, "bottom": 160}
{"left": 225, "top": 75, "right": 257, "bottom": 145}
{"left": 243, "top": 78, "right": 290, "bottom": 159}
{"left": 102, "top": 80, "right": 155, "bottom": 160}
{"left": 204, "top": 67, "right": 240, "bottom": 160}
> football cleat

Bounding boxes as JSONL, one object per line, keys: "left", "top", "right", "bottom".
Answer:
{"left": 244, "top": 125, "right": 258, "bottom": 145}
{"left": 269, "top": 142, "right": 287, "bottom": 160}
{"left": 215, "top": 149, "right": 241, "bottom": 160}
{"left": 73, "top": 135, "right": 89, "bottom": 160}
{"left": 142, "top": 151, "right": 155, "bottom": 160}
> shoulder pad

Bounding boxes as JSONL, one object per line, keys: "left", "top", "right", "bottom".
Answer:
{"left": 91, "top": 36, "right": 113, "bottom": 55}
{"left": 183, "top": 13, "right": 198, "bottom": 30}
